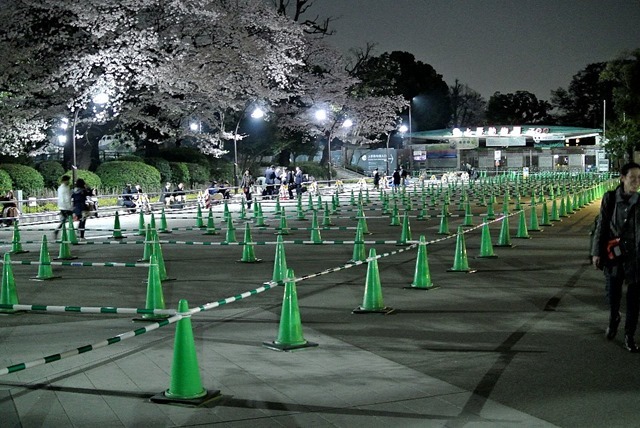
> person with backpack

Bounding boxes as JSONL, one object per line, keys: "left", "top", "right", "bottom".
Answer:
{"left": 592, "top": 162, "right": 640, "bottom": 352}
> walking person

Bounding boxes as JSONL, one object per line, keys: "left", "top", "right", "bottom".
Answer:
{"left": 373, "top": 168, "right": 380, "bottom": 190}
{"left": 54, "top": 175, "right": 72, "bottom": 238}
{"left": 286, "top": 168, "right": 295, "bottom": 199}
{"left": 240, "top": 170, "right": 254, "bottom": 210}
{"left": 294, "top": 166, "right": 304, "bottom": 198}
{"left": 593, "top": 162, "right": 640, "bottom": 352}
{"left": 71, "top": 178, "right": 92, "bottom": 241}
{"left": 392, "top": 168, "right": 401, "bottom": 192}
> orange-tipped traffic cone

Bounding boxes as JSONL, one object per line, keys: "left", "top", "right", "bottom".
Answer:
{"left": 31, "top": 235, "right": 60, "bottom": 281}
{"left": 151, "top": 299, "right": 220, "bottom": 405}
{"left": 263, "top": 269, "right": 318, "bottom": 351}
{"left": 353, "top": 249, "right": 394, "bottom": 314}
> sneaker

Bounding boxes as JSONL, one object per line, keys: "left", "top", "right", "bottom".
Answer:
{"left": 606, "top": 313, "right": 621, "bottom": 340}
{"left": 624, "top": 335, "right": 639, "bottom": 353}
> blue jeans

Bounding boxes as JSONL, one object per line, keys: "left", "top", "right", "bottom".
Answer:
{"left": 605, "top": 269, "right": 640, "bottom": 337}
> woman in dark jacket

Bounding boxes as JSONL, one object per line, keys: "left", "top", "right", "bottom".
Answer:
{"left": 71, "top": 179, "right": 91, "bottom": 240}
{"left": 593, "top": 162, "right": 640, "bottom": 352}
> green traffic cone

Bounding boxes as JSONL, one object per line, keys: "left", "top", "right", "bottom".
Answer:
{"left": 274, "top": 196, "right": 281, "bottom": 216}
{"left": 353, "top": 249, "right": 394, "bottom": 314}
{"left": 55, "top": 223, "right": 77, "bottom": 260}
{"left": 138, "top": 210, "right": 146, "bottom": 235}
{"left": 540, "top": 199, "right": 551, "bottom": 226}
{"left": 152, "top": 230, "right": 172, "bottom": 282}
{"left": 203, "top": 207, "right": 217, "bottom": 235}
{"left": 357, "top": 205, "right": 370, "bottom": 234}
{"left": 195, "top": 204, "right": 205, "bottom": 228}
{"left": 477, "top": 219, "right": 498, "bottom": 258}
{"left": 158, "top": 208, "right": 172, "bottom": 233}
{"left": 307, "top": 193, "right": 314, "bottom": 211}
{"left": 112, "top": 211, "right": 124, "bottom": 239}
{"left": 66, "top": 216, "right": 78, "bottom": 246}
{"left": 349, "top": 222, "right": 367, "bottom": 263}
{"left": 310, "top": 210, "right": 322, "bottom": 244}
{"left": 9, "top": 222, "right": 28, "bottom": 254}
{"left": 263, "top": 268, "right": 318, "bottom": 351}
{"left": 139, "top": 224, "right": 153, "bottom": 262}
{"left": 275, "top": 207, "right": 290, "bottom": 235}
{"left": 438, "top": 205, "right": 450, "bottom": 235}
{"left": 151, "top": 299, "right": 220, "bottom": 405}
{"left": 271, "top": 235, "right": 288, "bottom": 284}
{"left": 296, "top": 197, "right": 307, "bottom": 220}
{"left": 239, "top": 223, "right": 261, "bottom": 263}
{"left": 223, "top": 200, "right": 230, "bottom": 222}
{"left": 407, "top": 235, "right": 435, "bottom": 289}
{"left": 495, "top": 215, "right": 513, "bottom": 247}
{"left": 224, "top": 214, "right": 236, "bottom": 243}
{"left": 550, "top": 198, "right": 561, "bottom": 222}
{"left": 136, "top": 253, "right": 168, "bottom": 321}
{"left": 322, "top": 202, "right": 334, "bottom": 226}
{"left": 31, "top": 235, "right": 60, "bottom": 280}
{"left": 255, "top": 203, "right": 266, "bottom": 227}
{"left": 397, "top": 212, "right": 412, "bottom": 246}
{"left": 515, "top": 210, "right": 530, "bottom": 239}
{"left": 448, "top": 226, "right": 475, "bottom": 272}
{"left": 529, "top": 203, "right": 541, "bottom": 232}
{"left": 462, "top": 200, "right": 473, "bottom": 226}
{"left": 0, "top": 252, "right": 19, "bottom": 313}
{"left": 389, "top": 203, "right": 401, "bottom": 226}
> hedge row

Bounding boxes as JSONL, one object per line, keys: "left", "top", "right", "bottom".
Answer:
{"left": 0, "top": 156, "right": 213, "bottom": 196}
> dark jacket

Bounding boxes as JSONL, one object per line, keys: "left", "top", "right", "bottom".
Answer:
{"left": 71, "top": 186, "right": 90, "bottom": 216}
{"left": 593, "top": 185, "right": 640, "bottom": 281}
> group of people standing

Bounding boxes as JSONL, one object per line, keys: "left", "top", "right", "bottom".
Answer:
{"left": 55, "top": 175, "right": 95, "bottom": 241}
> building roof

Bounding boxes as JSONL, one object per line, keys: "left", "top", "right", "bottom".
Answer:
{"left": 408, "top": 125, "right": 602, "bottom": 143}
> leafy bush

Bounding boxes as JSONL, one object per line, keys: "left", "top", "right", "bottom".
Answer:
{"left": 37, "top": 161, "right": 65, "bottom": 189}
{"left": 0, "top": 169, "right": 12, "bottom": 194}
{"left": 186, "top": 162, "right": 210, "bottom": 186}
{"left": 117, "top": 155, "right": 144, "bottom": 162}
{"left": 64, "top": 169, "right": 102, "bottom": 191}
{"left": 169, "top": 162, "right": 190, "bottom": 186}
{"left": 295, "top": 161, "right": 329, "bottom": 180}
{"left": 145, "top": 157, "right": 172, "bottom": 184}
{"left": 96, "top": 161, "right": 161, "bottom": 193}
{"left": 0, "top": 164, "right": 45, "bottom": 195}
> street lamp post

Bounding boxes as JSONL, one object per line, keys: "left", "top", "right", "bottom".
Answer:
{"left": 233, "top": 106, "right": 264, "bottom": 192}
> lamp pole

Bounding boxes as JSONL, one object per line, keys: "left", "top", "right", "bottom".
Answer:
{"left": 233, "top": 119, "right": 241, "bottom": 193}
{"left": 385, "top": 132, "right": 392, "bottom": 176}
{"left": 71, "top": 108, "right": 80, "bottom": 184}
{"left": 232, "top": 105, "right": 264, "bottom": 193}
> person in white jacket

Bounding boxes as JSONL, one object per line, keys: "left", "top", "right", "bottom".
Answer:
{"left": 54, "top": 175, "right": 72, "bottom": 238}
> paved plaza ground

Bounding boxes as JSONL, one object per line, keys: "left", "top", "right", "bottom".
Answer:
{"left": 2, "top": 181, "right": 640, "bottom": 427}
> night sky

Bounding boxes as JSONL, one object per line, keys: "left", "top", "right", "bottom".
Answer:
{"left": 313, "top": 0, "right": 640, "bottom": 100}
